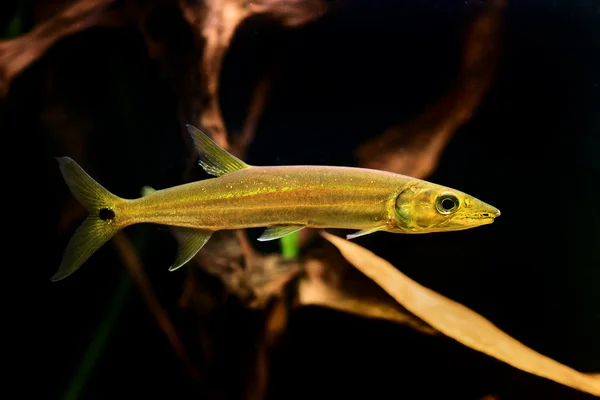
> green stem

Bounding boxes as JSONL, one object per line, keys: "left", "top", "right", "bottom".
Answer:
{"left": 279, "top": 231, "right": 300, "bottom": 259}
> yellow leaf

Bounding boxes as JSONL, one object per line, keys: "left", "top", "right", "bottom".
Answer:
{"left": 321, "top": 231, "right": 600, "bottom": 397}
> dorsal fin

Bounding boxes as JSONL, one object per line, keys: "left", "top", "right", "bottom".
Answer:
{"left": 186, "top": 124, "right": 251, "bottom": 176}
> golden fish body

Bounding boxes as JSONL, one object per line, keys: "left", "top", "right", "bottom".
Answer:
{"left": 52, "top": 124, "right": 500, "bottom": 282}
{"left": 128, "top": 165, "right": 405, "bottom": 231}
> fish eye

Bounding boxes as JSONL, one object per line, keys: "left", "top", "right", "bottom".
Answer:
{"left": 436, "top": 193, "right": 459, "bottom": 214}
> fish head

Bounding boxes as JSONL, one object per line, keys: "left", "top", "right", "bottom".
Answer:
{"left": 392, "top": 180, "right": 500, "bottom": 233}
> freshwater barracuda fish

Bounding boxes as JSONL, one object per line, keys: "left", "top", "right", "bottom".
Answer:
{"left": 52, "top": 124, "right": 500, "bottom": 281}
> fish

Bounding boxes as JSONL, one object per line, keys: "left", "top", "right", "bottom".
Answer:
{"left": 51, "top": 124, "right": 501, "bottom": 282}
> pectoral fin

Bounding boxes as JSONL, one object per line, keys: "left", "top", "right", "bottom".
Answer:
{"left": 346, "top": 225, "right": 388, "bottom": 240}
{"left": 257, "top": 225, "right": 305, "bottom": 241}
{"left": 169, "top": 227, "right": 213, "bottom": 271}
{"left": 186, "top": 124, "right": 251, "bottom": 176}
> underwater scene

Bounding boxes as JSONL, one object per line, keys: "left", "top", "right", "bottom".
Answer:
{"left": 2, "top": 0, "right": 599, "bottom": 399}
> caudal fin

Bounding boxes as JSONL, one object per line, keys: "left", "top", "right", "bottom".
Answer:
{"left": 52, "top": 157, "right": 125, "bottom": 282}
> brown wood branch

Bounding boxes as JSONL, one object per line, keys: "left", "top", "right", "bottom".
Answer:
{"left": 179, "top": 0, "right": 327, "bottom": 152}
{"left": 297, "top": 276, "right": 439, "bottom": 335}
{"left": 356, "top": 0, "right": 506, "bottom": 179}
{"left": 186, "top": 228, "right": 438, "bottom": 335}
{"left": 187, "top": 229, "right": 302, "bottom": 307}
{"left": 0, "top": 0, "right": 120, "bottom": 95}
{"left": 296, "top": 250, "right": 439, "bottom": 336}
{"left": 236, "top": 230, "right": 258, "bottom": 270}
{"left": 111, "top": 232, "right": 204, "bottom": 384}
{"left": 177, "top": 0, "right": 249, "bottom": 149}
{"left": 245, "top": 298, "right": 289, "bottom": 400}
{"left": 235, "top": 70, "right": 275, "bottom": 159}
{"left": 248, "top": 0, "right": 328, "bottom": 28}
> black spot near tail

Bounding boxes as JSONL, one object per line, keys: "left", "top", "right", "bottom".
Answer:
{"left": 99, "top": 208, "right": 116, "bottom": 221}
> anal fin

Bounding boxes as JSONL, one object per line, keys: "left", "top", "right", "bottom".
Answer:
{"left": 257, "top": 225, "right": 305, "bottom": 242}
{"left": 346, "top": 225, "right": 387, "bottom": 240}
{"left": 169, "top": 227, "right": 213, "bottom": 271}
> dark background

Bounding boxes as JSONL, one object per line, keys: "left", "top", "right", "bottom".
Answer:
{"left": 3, "top": 0, "right": 599, "bottom": 399}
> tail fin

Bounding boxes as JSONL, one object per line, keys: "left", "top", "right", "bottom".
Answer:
{"left": 52, "top": 157, "right": 125, "bottom": 282}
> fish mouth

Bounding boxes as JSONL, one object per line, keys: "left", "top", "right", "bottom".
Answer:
{"left": 459, "top": 207, "right": 501, "bottom": 227}
{"left": 439, "top": 208, "right": 501, "bottom": 230}
{"left": 474, "top": 209, "right": 500, "bottom": 220}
